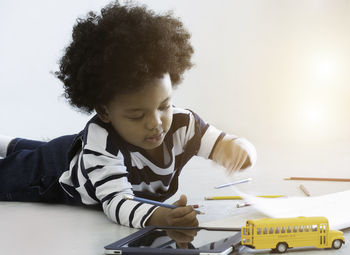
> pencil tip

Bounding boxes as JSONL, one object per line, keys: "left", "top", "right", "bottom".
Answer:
{"left": 284, "top": 177, "right": 291, "bottom": 180}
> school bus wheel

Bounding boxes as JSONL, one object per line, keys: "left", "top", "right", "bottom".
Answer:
{"left": 275, "top": 242, "right": 288, "bottom": 253}
{"left": 332, "top": 239, "right": 343, "bottom": 249}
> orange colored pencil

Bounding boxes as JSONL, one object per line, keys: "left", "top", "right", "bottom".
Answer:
{"left": 284, "top": 177, "right": 350, "bottom": 182}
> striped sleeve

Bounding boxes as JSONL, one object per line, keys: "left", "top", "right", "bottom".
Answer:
{"left": 175, "top": 108, "right": 224, "bottom": 159}
{"left": 82, "top": 123, "right": 157, "bottom": 228}
{"left": 184, "top": 110, "right": 257, "bottom": 167}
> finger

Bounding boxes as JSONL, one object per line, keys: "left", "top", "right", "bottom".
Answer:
{"left": 229, "top": 147, "right": 242, "bottom": 173}
{"left": 234, "top": 147, "right": 245, "bottom": 168}
{"left": 238, "top": 153, "right": 249, "bottom": 171}
{"left": 173, "top": 194, "right": 187, "bottom": 207}
{"left": 228, "top": 149, "right": 248, "bottom": 173}
{"left": 168, "top": 230, "right": 196, "bottom": 243}
{"left": 233, "top": 150, "right": 248, "bottom": 170}
{"left": 171, "top": 217, "right": 198, "bottom": 227}
{"left": 241, "top": 156, "right": 251, "bottom": 169}
{"left": 170, "top": 205, "right": 194, "bottom": 218}
{"left": 176, "top": 229, "right": 198, "bottom": 238}
{"left": 226, "top": 158, "right": 240, "bottom": 175}
{"left": 170, "top": 210, "right": 198, "bottom": 227}
{"left": 223, "top": 154, "right": 236, "bottom": 172}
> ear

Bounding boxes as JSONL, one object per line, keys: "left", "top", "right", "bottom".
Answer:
{"left": 95, "top": 105, "right": 110, "bottom": 123}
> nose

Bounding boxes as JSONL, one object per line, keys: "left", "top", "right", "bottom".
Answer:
{"left": 145, "top": 111, "right": 162, "bottom": 130}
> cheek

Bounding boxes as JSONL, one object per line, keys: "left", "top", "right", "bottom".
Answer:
{"left": 113, "top": 121, "right": 143, "bottom": 140}
{"left": 162, "top": 111, "right": 173, "bottom": 130}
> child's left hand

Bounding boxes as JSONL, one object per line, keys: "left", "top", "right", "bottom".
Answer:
{"left": 211, "top": 135, "right": 256, "bottom": 175}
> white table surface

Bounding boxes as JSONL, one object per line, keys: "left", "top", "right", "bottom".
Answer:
{"left": 1, "top": 144, "right": 349, "bottom": 255}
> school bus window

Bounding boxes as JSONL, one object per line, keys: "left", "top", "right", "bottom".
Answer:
{"left": 281, "top": 226, "right": 285, "bottom": 233}
{"left": 257, "top": 228, "right": 261, "bottom": 235}
{"left": 293, "top": 226, "right": 298, "bottom": 233}
{"left": 275, "top": 227, "right": 279, "bottom": 234}
{"left": 299, "top": 225, "right": 303, "bottom": 232}
{"left": 305, "top": 225, "right": 309, "bottom": 232}
{"left": 311, "top": 225, "right": 318, "bottom": 232}
{"left": 287, "top": 226, "right": 292, "bottom": 233}
{"left": 269, "top": 227, "right": 274, "bottom": 234}
{"left": 263, "top": 227, "right": 267, "bottom": 234}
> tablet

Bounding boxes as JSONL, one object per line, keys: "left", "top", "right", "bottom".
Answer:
{"left": 104, "top": 226, "right": 242, "bottom": 255}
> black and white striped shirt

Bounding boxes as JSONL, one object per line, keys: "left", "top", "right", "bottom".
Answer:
{"left": 59, "top": 107, "right": 224, "bottom": 228}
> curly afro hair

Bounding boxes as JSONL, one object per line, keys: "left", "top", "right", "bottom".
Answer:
{"left": 55, "top": 1, "right": 194, "bottom": 113}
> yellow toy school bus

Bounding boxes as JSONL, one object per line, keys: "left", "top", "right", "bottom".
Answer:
{"left": 241, "top": 216, "right": 344, "bottom": 253}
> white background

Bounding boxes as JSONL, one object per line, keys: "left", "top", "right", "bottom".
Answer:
{"left": 1, "top": 0, "right": 350, "bottom": 169}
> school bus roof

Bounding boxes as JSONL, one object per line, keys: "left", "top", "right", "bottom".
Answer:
{"left": 246, "top": 216, "right": 329, "bottom": 226}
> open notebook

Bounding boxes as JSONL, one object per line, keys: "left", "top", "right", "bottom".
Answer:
{"left": 233, "top": 188, "right": 350, "bottom": 230}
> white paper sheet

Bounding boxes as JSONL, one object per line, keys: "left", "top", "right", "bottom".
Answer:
{"left": 234, "top": 188, "right": 350, "bottom": 230}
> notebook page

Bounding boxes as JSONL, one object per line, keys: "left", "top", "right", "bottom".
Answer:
{"left": 234, "top": 188, "right": 350, "bottom": 230}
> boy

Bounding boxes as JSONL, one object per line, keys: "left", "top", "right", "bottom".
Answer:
{"left": 0, "top": 1, "right": 256, "bottom": 229}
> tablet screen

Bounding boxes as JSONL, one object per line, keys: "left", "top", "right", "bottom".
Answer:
{"left": 122, "top": 227, "right": 240, "bottom": 250}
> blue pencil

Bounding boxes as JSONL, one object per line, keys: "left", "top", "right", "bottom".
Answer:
{"left": 123, "top": 194, "right": 204, "bottom": 215}
{"left": 214, "top": 177, "right": 252, "bottom": 189}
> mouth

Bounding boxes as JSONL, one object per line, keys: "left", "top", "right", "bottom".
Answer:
{"left": 145, "top": 132, "right": 164, "bottom": 144}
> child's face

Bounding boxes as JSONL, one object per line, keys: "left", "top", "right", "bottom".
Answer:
{"left": 99, "top": 73, "right": 173, "bottom": 151}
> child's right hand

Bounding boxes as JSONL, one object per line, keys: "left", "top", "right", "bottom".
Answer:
{"left": 145, "top": 194, "right": 199, "bottom": 227}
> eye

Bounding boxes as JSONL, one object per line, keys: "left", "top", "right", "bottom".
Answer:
{"left": 127, "top": 114, "right": 145, "bottom": 120}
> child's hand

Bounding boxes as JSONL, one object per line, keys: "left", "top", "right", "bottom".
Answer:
{"left": 212, "top": 135, "right": 257, "bottom": 175}
{"left": 145, "top": 194, "right": 198, "bottom": 227}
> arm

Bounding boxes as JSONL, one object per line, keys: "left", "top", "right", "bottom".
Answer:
{"left": 74, "top": 123, "right": 156, "bottom": 228}
{"left": 82, "top": 122, "right": 198, "bottom": 228}
{"left": 88, "top": 151, "right": 197, "bottom": 228}
{"left": 181, "top": 109, "right": 256, "bottom": 174}
{"left": 211, "top": 134, "right": 257, "bottom": 174}
{"left": 82, "top": 144, "right": 157, "bottom": 228}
